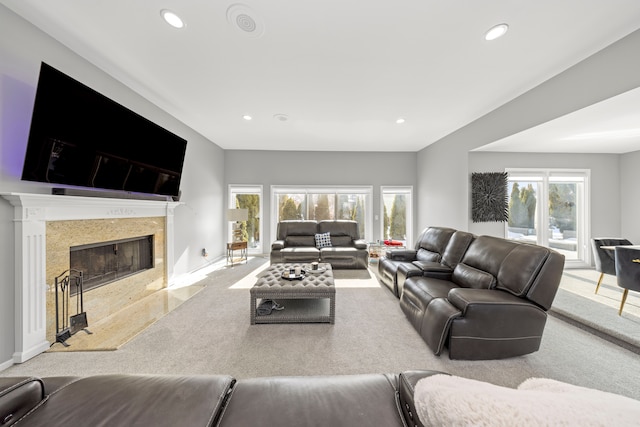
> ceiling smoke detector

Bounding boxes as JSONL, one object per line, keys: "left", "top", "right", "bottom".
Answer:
{"left": 273, "top": 114, "right": 289, "bottom": 122}
{"left": 226, "top": 3, "right": 264, "bottom": 38}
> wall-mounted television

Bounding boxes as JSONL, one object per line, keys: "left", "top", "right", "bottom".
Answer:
{"left": 21, "top": 62, "right": 187, "bottom": 199}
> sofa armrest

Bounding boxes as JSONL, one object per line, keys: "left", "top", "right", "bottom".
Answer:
{"left": 0, "top": 377, "right": 45, "bottom": 427}
{"left": 398, "top": 371, "right": 448, "bottom": 427}
{"left": 447, "top": 288, "right": 539, "bottom": 315}
{"left": 271, "top": 240, "right": 285, "bottom": 250}
{"left": 353, "top": 239, "right": 368, "bottom": 249}
{"left": 386, "top": 249, "right": 417, "bottom": 261}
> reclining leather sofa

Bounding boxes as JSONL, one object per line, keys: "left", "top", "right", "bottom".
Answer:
{"left": 378, "top": 226, "right": 474, "bottom": 298}
{"left": 270, "top": 220, "right": 368, "bottom": 269}
{"left": 398, "top": 234, "right": 565, "bottom": 360}
{"left": 0, "top": 370, "right": 438, "bottom": 427}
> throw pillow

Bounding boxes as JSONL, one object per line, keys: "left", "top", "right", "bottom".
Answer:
{"left": 315, "top": 232, "right": 332, "bottom": 248}
{"left": 413, "top": 374, "right": 640, "bottom": 427}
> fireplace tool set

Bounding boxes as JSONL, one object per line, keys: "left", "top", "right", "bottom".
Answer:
{"left": 54, "top": 269, "right": 93, "bottom": 347}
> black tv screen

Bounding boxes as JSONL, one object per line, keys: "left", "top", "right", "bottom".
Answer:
{"left": 21, "top": 62, "right": 187, "bottom": 198}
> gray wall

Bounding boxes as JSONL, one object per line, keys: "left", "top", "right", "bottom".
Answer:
{"left": 0, "top": 6, "right": 225, "bottom": 367}
{"left": 224, "top": 150, "right": 417, "bottom": 246}
{"left": 468, "top": 151, "right": 621, "bottom": 247}
{"left": 620, "top": 150, "right": 640, "bottom": 244}
{"left": 416, "top": 28, "right": 640, "bottom": 241}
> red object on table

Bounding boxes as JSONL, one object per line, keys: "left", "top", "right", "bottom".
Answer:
{"left": 384, "top": 240, "right": 403, "bottom": 246}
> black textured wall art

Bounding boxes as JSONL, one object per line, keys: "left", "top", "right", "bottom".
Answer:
{"left": 471, "top": 172, "right": 509, "bottom": 223}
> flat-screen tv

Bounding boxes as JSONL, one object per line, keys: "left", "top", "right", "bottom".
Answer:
{"left": 21, "top": 62, "right": 187, "bottom": 199}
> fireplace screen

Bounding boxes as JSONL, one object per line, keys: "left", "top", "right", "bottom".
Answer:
{"left": 70, "top": 235, "right": 153, "bottom": 294}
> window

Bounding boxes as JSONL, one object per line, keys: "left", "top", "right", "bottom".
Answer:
{"left": 272, "top": 186, "right": 372, "bottom": 241}
{"left": 381, "top": 186, "right": 413, "bottom": 247}
{"left": 505, "top": 169, "right": 590, "bottom": 266}
{"left": 229, "top": 185, "right": 263, "bottom": 254}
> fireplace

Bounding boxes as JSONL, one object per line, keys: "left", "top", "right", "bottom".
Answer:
{"left": 1, "top": 192, "right": 180, "bottom": 363}
{"left": 70, "top": 235, "right": 154, "bottom": 295}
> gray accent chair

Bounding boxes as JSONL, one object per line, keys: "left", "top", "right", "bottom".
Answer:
{"left": 591, "top": 238, "right": 633, "bottom": 293}
{"left": 614, "top": 245, "right": 640, "bottom": 316}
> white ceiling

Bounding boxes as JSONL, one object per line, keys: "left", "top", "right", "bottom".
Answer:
{"left": 3, "top": 0, "right": 640, "bottom": 153}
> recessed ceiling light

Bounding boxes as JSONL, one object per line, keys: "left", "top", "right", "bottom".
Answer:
{"left": 242, "top": 115, "right": 252, "bottom": 121}
{"left": 485, "top": 23, "right": 509, "bottom": 41}
{"left": 396, "top": 118, "right": 406, "bottom": 124}
{"left": 161, "top": 9, "right": 185, "bottom": 29}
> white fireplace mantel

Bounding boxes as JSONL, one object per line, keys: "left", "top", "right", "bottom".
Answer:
{"left": 1, "top": 192, "right": 181, "bottom": 364}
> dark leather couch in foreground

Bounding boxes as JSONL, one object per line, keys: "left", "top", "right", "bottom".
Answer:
{"left": 270, "top": 220, "right": 368, "bottom": 269}
{"left": 379, "top": 227, "right": 565, "bottom": 360}
{"left": 0, "top": 370, "right": 438, "bottom": 427}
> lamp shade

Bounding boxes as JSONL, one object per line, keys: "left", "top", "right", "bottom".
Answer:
{"left": 227, "top": 208, "right": 248, "bottom": 222}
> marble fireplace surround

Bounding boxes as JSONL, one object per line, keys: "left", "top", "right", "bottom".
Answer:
{"left": 1, "top": 193, "right": 180, "bottom": 364}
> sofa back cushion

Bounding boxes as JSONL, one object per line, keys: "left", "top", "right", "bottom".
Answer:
{"left": 417, "top": 226, "right": 455, "bottom": 252}
{"left": 318, "top": 220, "right": 359, "bottom": 239}
{"left": 441, "top": 231, "right": 475, "bottom": 269}
{"left": 286, "top": 235, "right": 316, "bottom": 247}
{"left": 452, "top": 263, "right": 495, "bottom": 289}
{"left": 277, "top": 221, "right": 318, "bottom": 240}
{"left": 460, "top": 236, "right": 514, "bottom": 278}
{"left": 459, "top": 235, "right": 565, "bottom": 309}
{"left": 416, "top": 248, "right": 441, "bottom": 262}
{"left": 330, "top": 236, "right": 353, "bottom": 247}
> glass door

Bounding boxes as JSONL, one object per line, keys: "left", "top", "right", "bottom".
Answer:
{"left": 381, "top": 186, "right": 413, "bottom": 247}
{"left": 229, "top": 185, "right": 263, "bottom": 254}
{"left": 506, "top": 169, "right": 589, "bottom": 266}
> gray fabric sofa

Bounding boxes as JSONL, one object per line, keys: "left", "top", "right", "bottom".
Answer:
{"left": 399, "top": 234, "right": 565, "bottom": 360}
{"left": 0, "top": 370, "right": 440, "bottom": 427}
{"left": 270, "top": 220, "right": 368, "bottom": 269}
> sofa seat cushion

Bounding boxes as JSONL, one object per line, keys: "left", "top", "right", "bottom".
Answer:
{"left": 320, "top": 247, "right": 368, "bottom": 269}
{"left": 320, "top": 246, "right": 360, "bottom": 256}
{"left": 218, "top": 374, "right": 406, "bottom": 427}
{"left": 281, "top": 247, "right": 320, "bottom": 261}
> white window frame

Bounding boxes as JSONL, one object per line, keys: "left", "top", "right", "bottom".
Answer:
{"left": 380, "top": 186, "right": 413, "bottom": 248}
{"left": 228, "top": 184, "right": 263, "bottom": 254}
{"left": 505, "top": 168, "right": 590, "bottom": 268}
{"left": 271, "top": 185, "right": 373, "bottom": 242}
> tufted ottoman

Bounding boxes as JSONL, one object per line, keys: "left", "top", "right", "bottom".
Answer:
{"left": 250, "top": 263, "right": 335, "bottom": 324}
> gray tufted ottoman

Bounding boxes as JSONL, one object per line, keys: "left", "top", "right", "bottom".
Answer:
{"left": 250, "top": 263, "right": 335, "bottom": 324}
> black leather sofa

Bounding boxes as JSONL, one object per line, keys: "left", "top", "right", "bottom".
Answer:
{"left": 0, "top": 370, "right": 439, "bottom": 427}
{"left": 379, "top": 228, "right": 565, "bottom": 360}
{"left": 270, "top": 220, "right": 368, "bottom": 269}
{"left": 378, "top": 227, "right": 474, "bottom": 298}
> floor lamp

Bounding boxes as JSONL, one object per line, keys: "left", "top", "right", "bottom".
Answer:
{"left": 227, "top": 208, "right": 248, "bottom": 242}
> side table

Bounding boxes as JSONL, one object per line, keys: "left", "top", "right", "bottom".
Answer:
{"left": 227, "top": 241, "right": 247, "bottom": 266}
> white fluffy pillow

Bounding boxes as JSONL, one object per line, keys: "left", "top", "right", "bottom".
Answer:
{"left": 414, "top": 374, "right": 640, "bottom": 427}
